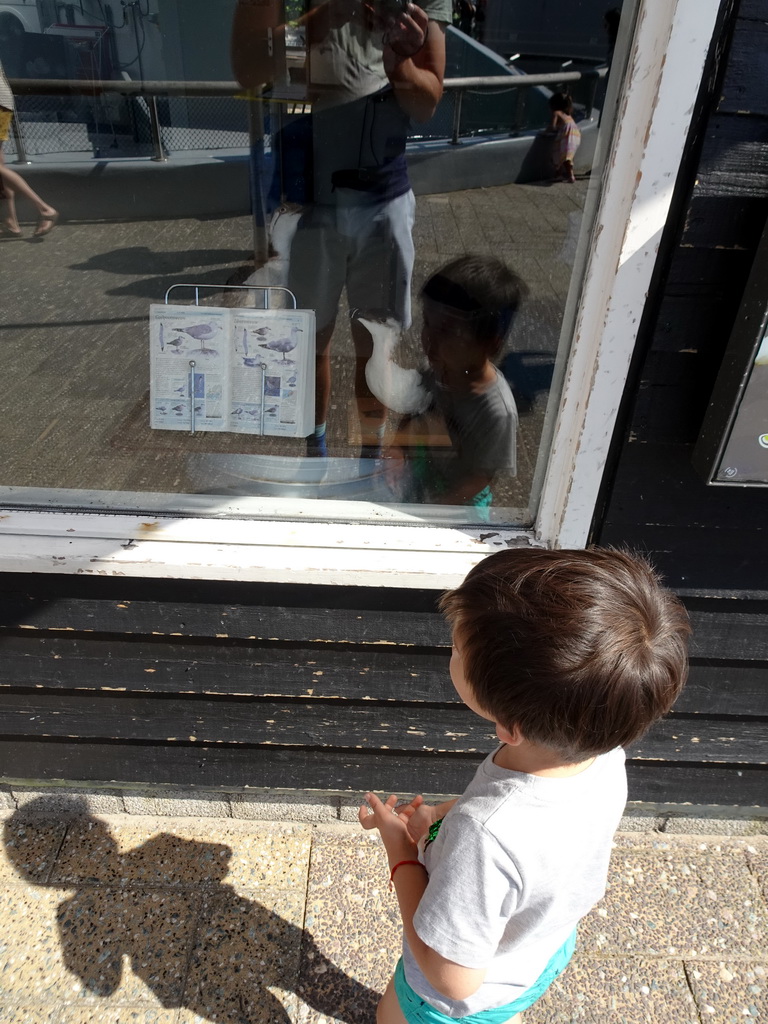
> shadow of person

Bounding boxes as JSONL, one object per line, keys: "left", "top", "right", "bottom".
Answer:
{"left": 68, "top": 247, "right": 255, "bottom": 300}
{"left": 70, "top": 248, "right": 253, "bottom": 277}
{"left": 4, "top": 797, "right": 380, "bottom": 1024}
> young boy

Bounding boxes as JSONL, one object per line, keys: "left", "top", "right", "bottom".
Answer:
{"left": 360, "top": 547, "right": 690, "bottom": 1024}
{"left": 391, "top": 255, "right": 523, "bottom": 509}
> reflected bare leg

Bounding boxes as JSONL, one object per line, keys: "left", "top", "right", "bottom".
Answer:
{"left": 0, "top": 148, "right": 20, "bottom": 233}
{"left": 351, "top": 318, "right": 385, "bottom": 453}
{"left": 314, "top": 321, "right": 335, "bottom": 428}
{"left": 0, "top": 162, "right": 56, "bottom": 225}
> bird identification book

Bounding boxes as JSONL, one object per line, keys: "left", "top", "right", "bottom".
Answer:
{"left": 149, "top": 304, "right": 315, "bottom": 436}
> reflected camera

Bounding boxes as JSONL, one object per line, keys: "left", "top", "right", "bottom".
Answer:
{"left": 374, "top": 0, "right": 410, "bottom": 16}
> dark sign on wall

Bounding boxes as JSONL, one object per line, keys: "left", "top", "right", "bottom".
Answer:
{"left": 693, "top": 220, "right": 768, "bottom": 487}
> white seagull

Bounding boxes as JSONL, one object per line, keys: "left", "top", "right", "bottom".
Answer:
{"left": 358, "top": 317, "right": 431, "bottom": 416}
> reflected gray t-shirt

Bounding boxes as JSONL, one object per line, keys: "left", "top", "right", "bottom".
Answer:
{"left": 427, "top": 367, "right": 518, "bottom": 476}
{"left": 308, "top": 0, "right": 452, "bottom": 202}
{"left": 405, "top": 746, "right": 627, "bottom": 1017}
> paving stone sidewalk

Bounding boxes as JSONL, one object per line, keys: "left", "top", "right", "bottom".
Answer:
{"left": 0, "top": 808, "right": 766, "bottom": 1024}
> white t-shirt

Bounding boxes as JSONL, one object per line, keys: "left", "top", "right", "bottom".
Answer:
{"left": 405, "top": 746, "right": 627, "bottom": 1017}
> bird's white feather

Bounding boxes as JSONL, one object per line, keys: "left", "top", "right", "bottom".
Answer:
{"left": 359, "top": 317, "right": 431, "bottom": 416}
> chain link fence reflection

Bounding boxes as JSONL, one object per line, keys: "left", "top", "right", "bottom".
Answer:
{"left": 6, "top": 93, "right": 250, "bottom": 159}
{"left": 6, "top": 80, "right": 581, "bottom": 160}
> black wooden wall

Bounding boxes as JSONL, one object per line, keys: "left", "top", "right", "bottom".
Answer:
{"left": 2, "top": 1, "right": 767, "bottom": 808}
{"left": 0, "top": 573, "right": 766, "bottom": 806}
{"left": 597, "top": 0, "right": 768, "bottom": 590}
{"left": 595, "top": 0, "right": 768, "bottom": 803}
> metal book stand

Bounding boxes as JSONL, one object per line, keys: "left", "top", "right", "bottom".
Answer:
{"left": 163, "top": 283, "right": 298, "bottom": 436}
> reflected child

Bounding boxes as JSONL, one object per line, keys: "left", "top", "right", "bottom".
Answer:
{"left": 548, "top": 92, "right": 581, "bottom": 183}
{"left": 389, "top": 255, "right": 524, "bottom": 509}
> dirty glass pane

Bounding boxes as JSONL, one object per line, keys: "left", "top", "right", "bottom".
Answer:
{"left": 0, "top": 0, "right": 632, "bottom": 526}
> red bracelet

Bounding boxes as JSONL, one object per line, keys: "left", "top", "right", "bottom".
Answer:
{"left": 389, "top": 859, "right": 426, "bottom": 891}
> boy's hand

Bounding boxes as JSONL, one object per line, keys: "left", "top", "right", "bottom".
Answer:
{"left": 359, "top": 792, "right": 422, "bottom": 864}
{"left": 405, "top": 800, "right": 437, "bottom": 843}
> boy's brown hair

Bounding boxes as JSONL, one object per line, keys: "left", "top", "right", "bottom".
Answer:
{"left": 440, "top": 548, "right": 690, "bottom": 762}
{"left": 421, "top": 255, "right": 527, "bottom": 357}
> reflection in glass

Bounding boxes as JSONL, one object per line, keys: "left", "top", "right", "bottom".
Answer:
{"left": 0, "top": 0, "right": 629, "bottom": 526}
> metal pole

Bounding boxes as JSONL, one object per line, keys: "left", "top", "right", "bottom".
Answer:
{"left": 513, "top": 89, "right": 525, "bottom": 136}
{"left": 10, "top": 115, "right": 31, "bottom": 166}
{"left": 148, "top": 96, "right": 167, "bottom": 162}
{"left": 585, "top": 73, "right": 599, "bottom": 120}
{"left": 247, "top": 88, "right": 270, "bottom": 265}
{"left": 451, "top": 89, "right": 464, "bottom": 145}
{"left": 188, "top": 359, "right": 197, "bottom": 436}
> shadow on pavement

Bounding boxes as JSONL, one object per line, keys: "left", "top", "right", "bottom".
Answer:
{"left": 4, "top": 797, "right": 379, "bottom": 1024}
{"left": 69, "top": 247, "right": 254, "bottom": 299}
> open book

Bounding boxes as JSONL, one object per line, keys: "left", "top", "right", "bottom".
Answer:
{"left": 149, "top": 304, "right": 315, "bottom": 437}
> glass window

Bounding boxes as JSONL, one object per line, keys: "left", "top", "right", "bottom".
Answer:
{"left": 0, "top": 0, "right": 631, "bottom": 528}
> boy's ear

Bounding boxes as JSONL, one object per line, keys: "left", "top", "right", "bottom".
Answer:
{"left": 496, "top": 721, "right": 524, "bottom": 746}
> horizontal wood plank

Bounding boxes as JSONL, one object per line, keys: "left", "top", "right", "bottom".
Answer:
{"left": 0, "top": 739, "right": 481, "bottom": 794}
{"left": 664, "top": 245, "right": 752, "bottom": 290}
{"left": 682, "top": 195, "right": 768, "bottom": 250}
{"left": 736, "top": 0, "right": 768, "bottom": 22}
{"left": 0, "top": 596, "right": 449, "bottom": 646}
{"left": 718, "top": 19, "right": 768, "bottom": 116}
{"left": 15, "top": 598, "right": 765, "bottom": 659}
{"left": 624, "top": 761, "right": 768, "bottom": 807}
{"left": 679, "top": 662, "right": 768, "bottom": 716}
{"left": 599, "top": 522, "right": 768, "bottom": 595}
{"left": 0, "top": 693, "right": 493, "bottom": 752}
{"left": 627, "top": 718, "right": 768, "bottom": 764}
{"left": 649, "top": 296, "right": 739, "bottom": 355}
{"left": 0, "top": 637, "right": 455, "bottom": 702}
{"left": 696, "top": 115, "right": 768, "bottom": 193}
{"left": 0, "top": 694, "right": 764, "bottom": 765}
{"left": 0, "top": 740, "right": 764, "bottom": 806}
{"left": 0, "top": 635, "right": 766, "bottom": 715}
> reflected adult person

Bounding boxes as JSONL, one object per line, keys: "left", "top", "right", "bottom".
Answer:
{"left": 232, "top": 0, "right": 450, "bottom": 458}
{"left": 455, "top": 0, "right": 474, "bottom": 36}
{"left": 0, "top": 59, "right": 58, "bottom": 239}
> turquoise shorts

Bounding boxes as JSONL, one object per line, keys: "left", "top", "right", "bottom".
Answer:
{"left": 393, "top": 930, "right": 576, "bottom": 1024}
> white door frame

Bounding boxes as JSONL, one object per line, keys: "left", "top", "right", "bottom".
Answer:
{"left": 535, "top": 0, "right": 722, "bottom": 549}
{"left": 0, "top": 0, "right": 723, "bottom": 588}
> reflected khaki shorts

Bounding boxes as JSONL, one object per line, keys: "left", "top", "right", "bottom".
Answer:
{"left": 0, "top": 107, "right": 13, "bottom": 143}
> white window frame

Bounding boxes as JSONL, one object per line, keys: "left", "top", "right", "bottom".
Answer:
{"left": 0, "top": 0, "right": 721, "bottom": 589}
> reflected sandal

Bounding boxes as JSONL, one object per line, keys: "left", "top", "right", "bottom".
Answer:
{"left": 33, "top": 211, "right": 59, "bottom": 237}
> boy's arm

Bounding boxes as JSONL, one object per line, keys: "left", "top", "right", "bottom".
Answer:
{"left": 433, "top": 469, "right": 493, "bottom": 506}
{"left": 391, "top": 860, "right": 487, "bottom": 1000}
{"left": 360, "top": 792, "right": 486, "bottom": 1001}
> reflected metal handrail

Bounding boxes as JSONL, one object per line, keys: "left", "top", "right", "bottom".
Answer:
{"left": 8, "top": 67, "right": 606, "bottom": 160}
{"left": 9, "top": 69, "right": 604, "bottom": 95}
